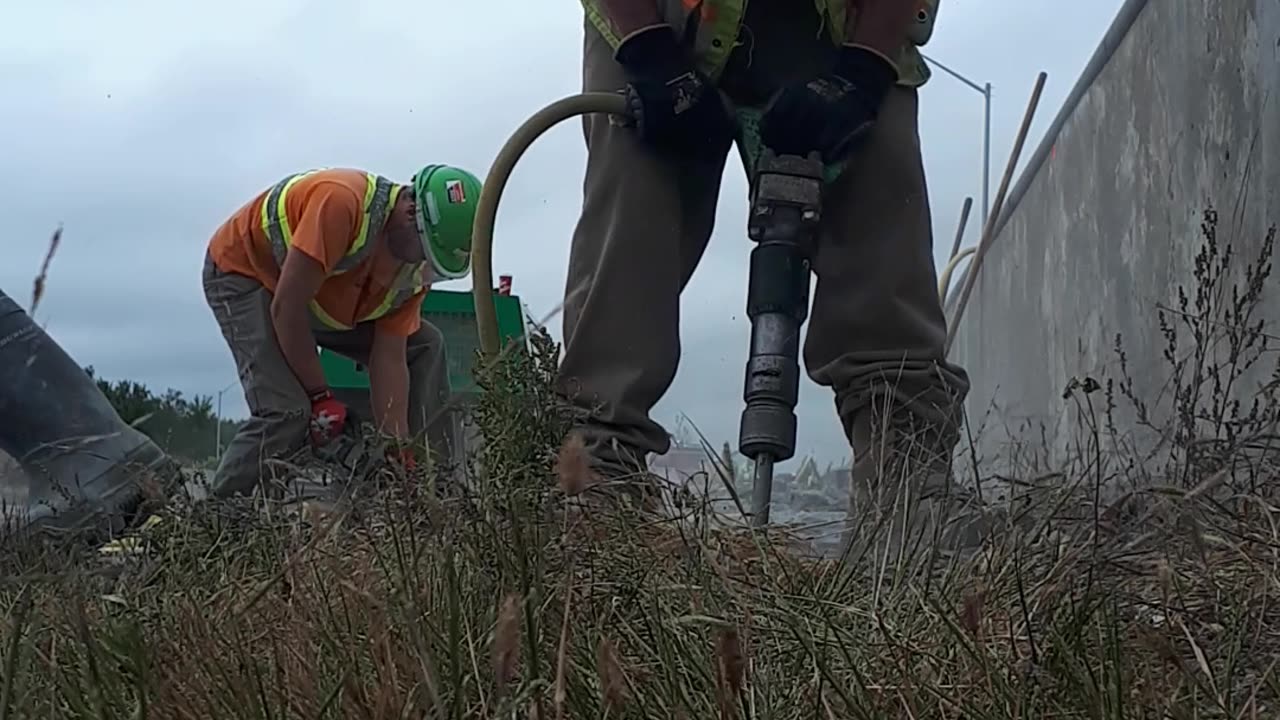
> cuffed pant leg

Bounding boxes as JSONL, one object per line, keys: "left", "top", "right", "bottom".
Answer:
{"left": 800, "top": 88, "right": 973, "bottom": 554}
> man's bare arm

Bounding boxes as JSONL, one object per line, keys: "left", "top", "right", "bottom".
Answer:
{"left": 367, "top": 331, "right": 410, "bottom": 439}
{"left": 598, "top": 0, "right": 664, "bottom": 39}
{"left": 271, "top": 252, "right": 329, "bottom": 396}
{"left": 848, "top": 0, "right": 918, "bottom": 60}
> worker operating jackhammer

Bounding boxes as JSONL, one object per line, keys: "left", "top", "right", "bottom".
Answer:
{"left": 556, "top": 0, "right": 984, "bottom": 552}
{"left": 203, "top": 165, "right": 481, "bottom": 499}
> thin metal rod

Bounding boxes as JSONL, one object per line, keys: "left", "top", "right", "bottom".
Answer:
{"left": 948, "top": 196, "right": 973, "bottom": 261}
{"left": 945, "top": 72, "right": 1048, "bottom": 357}
{"left": 982, "top": 83, "right": 992, "bottom": 228}
{"left": 750, "top": 454, "right": 775, "bottom": 527}
{"left": 921, "top": 54, "right": 993, "bottom": 240}
{"left": 920, "top": 52, "right": 987, "bottom": 95}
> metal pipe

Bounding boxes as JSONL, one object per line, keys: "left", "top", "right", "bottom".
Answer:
{"left": 750, "top": 454, "right": 775, "bottom": 527}
{"left": 982, "top": 83, "right": 992, "bottom": 227}
{"left": 948, "top": 196, "right": 973, "bottom": 261}
{"left": 944, "top": 72, "right": 1049, "bottom": 357}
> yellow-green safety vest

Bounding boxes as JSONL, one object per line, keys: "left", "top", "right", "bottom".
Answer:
{"left": 580, "top": 0, "right": 939, "bottom": 89}
{"left": 260, "top": 168, "right": 427, "bottom": 330}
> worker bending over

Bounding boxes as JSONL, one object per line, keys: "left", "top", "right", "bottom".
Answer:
{"left": 559, "top": 0, "right": 979, "bottom": 545}
{"left": 203, "top": 165, "right": 481, "bottom": 498}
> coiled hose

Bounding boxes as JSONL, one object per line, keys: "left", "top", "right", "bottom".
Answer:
{"left": 472, "top": 92, "right": 630, "bottom": 358}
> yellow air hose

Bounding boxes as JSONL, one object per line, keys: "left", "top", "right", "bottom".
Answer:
{"left": 471, "top": 92, "right": 630, "bottom": 358}
{"left": 937, "top": 245, "right": 977, "bottom": 301}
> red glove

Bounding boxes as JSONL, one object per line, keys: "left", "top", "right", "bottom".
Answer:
{"left": 308, "top": 388, "right": 348, "bottom": 446}
{"left": 388, "top": 446, "right": 416, "bottom": 473}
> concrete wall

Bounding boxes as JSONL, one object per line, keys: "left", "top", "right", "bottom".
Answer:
{"left": 949, "top": 0, "right": 1280, "bottom": 471}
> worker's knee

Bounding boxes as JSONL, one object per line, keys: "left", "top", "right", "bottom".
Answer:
{"left": 252, "top": 408, "right": 310, "bottom": 440}
{"left": 406, "top": 322, "right": 446, "bottom": 367}
{"left": 405, "top": 323, "right": 450, "bottom": 404}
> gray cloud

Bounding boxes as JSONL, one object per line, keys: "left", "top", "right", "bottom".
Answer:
{"left": 1, "top": 0, "right": 1126, "bottom": 470}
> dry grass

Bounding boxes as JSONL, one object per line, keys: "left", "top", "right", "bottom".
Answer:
{"left": 0, "top": 330, "right": 1275, "bottom": 719}
{"left": 1, "top": 213, "right": 1277, "bottom": 718}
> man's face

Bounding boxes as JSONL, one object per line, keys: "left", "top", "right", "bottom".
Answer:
{"left": 386, "top": 189, "right": 427, "bottom": 263}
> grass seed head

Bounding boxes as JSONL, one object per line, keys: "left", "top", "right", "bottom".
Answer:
{"left": 494, "top": 592, "right": 522, "bottom": 692}
{"left": 555, "top": 431, "right": 597, "bottom": 496}
{"left": 596, "top": 635, "right": 627, "bottom": 711}
{"left": 716, "top": 626, "right": 745, "bottom": 693}
{"left": 960, "top": 588, "right": 986, "bottom": 637}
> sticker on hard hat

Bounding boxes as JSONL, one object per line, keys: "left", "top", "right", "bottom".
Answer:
{"left": 446, "top": 179, "right": 466, "bottom": 204}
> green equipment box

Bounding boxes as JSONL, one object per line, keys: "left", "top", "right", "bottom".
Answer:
{"left": 319, "top": 288, "right": 531, "bottom": 400}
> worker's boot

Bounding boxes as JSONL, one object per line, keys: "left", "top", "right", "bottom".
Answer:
{"left": 577, "top": 439, "right": 667, "bottom": 517}
{"left": 0, "top": 287, "right": 181, "bottom": 541}
{"left": 840, "top": 409, "right": 992, "bottom": 563}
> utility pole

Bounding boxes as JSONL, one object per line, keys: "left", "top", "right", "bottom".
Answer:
{"left": 921, "top": 53, "right": 993, "bottom": 228}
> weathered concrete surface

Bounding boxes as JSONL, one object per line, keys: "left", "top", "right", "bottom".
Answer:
{"left": 949, "top": 0, "right": 1280, "bottom": 472}
{"left": 0, "top": 452, "right": 25, "bottom": 523}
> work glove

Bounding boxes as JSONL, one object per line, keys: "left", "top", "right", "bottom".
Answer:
{"left": 307, "top": 388, "right": 348, "bottom": 446}
{"left": 759, "top": 44, "right": 899, "bottom": 164}
{"left": 387, "top": 445, "right": 416, "bottom": 474}
{"left": 615, "top": 24, "right": 733, "bottom": 154}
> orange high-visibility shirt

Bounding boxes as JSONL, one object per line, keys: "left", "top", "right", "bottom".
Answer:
{"left": 207, "top": 168, "right": 424, "bottom": 337}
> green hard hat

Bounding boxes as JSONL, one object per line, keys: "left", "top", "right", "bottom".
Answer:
{"left": 411, "top": 164, "right": 483, "bottom": 280}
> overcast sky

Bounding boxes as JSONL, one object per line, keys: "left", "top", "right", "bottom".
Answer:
{"left": 1, "top": 0, "right": 1126, "bottom": 469}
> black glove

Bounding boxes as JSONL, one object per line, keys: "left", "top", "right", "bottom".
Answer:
{"left": 615, "top": 25, "right": 733, "bottom": 154}
{"left": 759, "top": 45, "right": 899, "bottom": 163}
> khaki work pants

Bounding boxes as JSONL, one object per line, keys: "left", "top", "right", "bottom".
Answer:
{"left": 202, "top": 254, "right": 455, "bottom": 498}
{"left": 557, "top": 3, "right": 972, "bottom": 533}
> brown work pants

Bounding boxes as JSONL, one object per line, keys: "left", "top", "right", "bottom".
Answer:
{"left": 202, "top": 254, "right": 454, "bottom": 498}
{"left": 557, "top": 6, "right": 971, "bottom": 504}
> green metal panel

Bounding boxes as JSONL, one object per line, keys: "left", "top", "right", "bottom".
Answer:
{"left": 318, "top": 289, "right": 529, "bottom": 397}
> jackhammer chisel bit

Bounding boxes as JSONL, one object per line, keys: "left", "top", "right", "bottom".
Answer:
{"left": 738, "top": 149, "right": 825, "bottom": 528}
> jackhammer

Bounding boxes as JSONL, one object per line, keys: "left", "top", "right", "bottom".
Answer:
{"left": 738, "top": 149, "right": 824, "bottom": 526}
{"left": 471, "top": 92, "right": 834, "bottom": 527}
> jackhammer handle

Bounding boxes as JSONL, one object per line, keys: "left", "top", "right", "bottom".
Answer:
{"left": 472, "top": 92, "right": 631, "bottom": 358}
{"left": 471, "top": 94, "right": 840, "bottom": 359}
